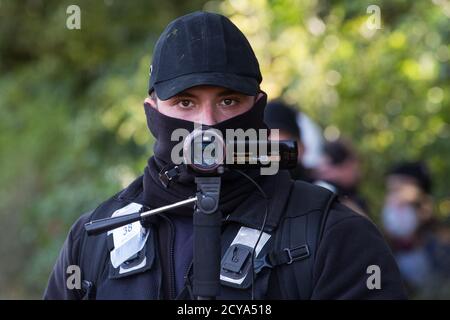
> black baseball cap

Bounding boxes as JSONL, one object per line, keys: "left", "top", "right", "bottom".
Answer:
{"left": 264, "top": 100, "right": 301, "bottom": 139}
{"left": 323, "top": 139, "right": 356, "bottom": 165}
{"left": 388, "top": 161, "right": 432, "bottom": 194}
{"left": 148, "top": 11, "right": 262, "bottom": 100}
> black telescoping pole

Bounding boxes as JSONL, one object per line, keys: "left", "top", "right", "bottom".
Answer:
{"left": 193, "top": 176, "right": 222, "bottom": 300}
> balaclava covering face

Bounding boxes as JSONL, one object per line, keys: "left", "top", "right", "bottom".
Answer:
{"left": 142, "top": 93, "right": 269, "bottom": 216}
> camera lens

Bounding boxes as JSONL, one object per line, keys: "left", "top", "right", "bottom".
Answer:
{"left": 183, "top": 128, "right": 225, "bottom": 174}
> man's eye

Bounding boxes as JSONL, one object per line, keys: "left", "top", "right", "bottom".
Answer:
{"left": 178, "top": 100, "right": 194, "bottom": 108}
{"left": 220, "top": 98, "right": 238, "bottom": 107}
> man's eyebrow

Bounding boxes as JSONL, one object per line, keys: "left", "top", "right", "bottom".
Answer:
{"left": 216, "top": 89, "right": 245, "bottom": 97}
{"left": 171, "top": 91, "right": 196, "bottom": 99}
{"left": 171, "top": 89, "right": 245, "bottom": 99}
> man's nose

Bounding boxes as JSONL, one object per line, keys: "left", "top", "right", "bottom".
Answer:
{"left": 198, "top": 104, "right": 220, "bottom": 125}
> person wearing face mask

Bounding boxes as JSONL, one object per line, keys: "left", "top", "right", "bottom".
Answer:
{"left": 44, "top": 11, "right": 406, "bottom": 300}
{"left": 382, "top": 162, "right": 450, "bottom": 298}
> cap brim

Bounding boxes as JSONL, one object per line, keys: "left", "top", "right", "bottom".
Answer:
{"left": 153, "top": 72, "right": 259, "bottom": 100}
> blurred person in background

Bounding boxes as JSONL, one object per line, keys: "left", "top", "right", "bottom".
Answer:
{"left": 264, "top": 100, "right": 314, "bottom": 182}
{"left": 382, "top": 162, "right": 450, "bottom": 298}
{"left": 314, "top": 138, "right": 369, "bottom": 216}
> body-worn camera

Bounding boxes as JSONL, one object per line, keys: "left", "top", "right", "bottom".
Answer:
{"left": 182, "top": 128, "right": 298, "bottom": 175}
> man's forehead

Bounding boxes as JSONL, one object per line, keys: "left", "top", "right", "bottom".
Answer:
{"left": 171, "top": 86, "right": 250, "bottom": 98}
{"left": 387, "top": 175, "right": 419, "bottom": 187}
{"left": 387, "top": 175, "right": 423, "bottom": 199}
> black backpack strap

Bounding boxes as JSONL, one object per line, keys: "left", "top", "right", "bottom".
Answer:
{"left": 270, "top": 181, "right": 337, "bottom": 299}
{"left": 79, "top": 222, "right": 108, "bottom": 299}
{"left": 77, "top": 175, "right": 145, "bottom": 299}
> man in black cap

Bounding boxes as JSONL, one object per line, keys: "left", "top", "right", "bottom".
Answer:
{"left": 44, "top": 11, "right": 406, "bottom": 300}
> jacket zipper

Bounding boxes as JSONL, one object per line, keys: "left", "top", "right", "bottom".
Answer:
{"left": 183, "top": 261, "right": 194, "bottom": 299}
{"left": 158, "top": 213, "right": 177, "bottom": 299}
{"left": 151, "top": 225, "right": 163, "bottom": 300}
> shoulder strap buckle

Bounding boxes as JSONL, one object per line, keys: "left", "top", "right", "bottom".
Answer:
{"left": 283, "top": 245, "right": 310, "bottom": 265}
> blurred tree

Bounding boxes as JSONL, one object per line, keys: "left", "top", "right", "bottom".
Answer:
{"left": 0, "top": 0, "right": 207, "bottom": 298}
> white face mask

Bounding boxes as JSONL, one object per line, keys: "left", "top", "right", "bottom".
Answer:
{"left": 382, "top": 204, "right": 418, "bottom": 239}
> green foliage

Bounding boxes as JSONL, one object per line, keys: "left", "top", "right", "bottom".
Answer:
{"left": 0, "top": 0, "right": 206, "bottom": 298}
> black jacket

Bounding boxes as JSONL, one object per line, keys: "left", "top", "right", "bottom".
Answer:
{"left": 44, "top": 170, "right": 407, "bottom": 300}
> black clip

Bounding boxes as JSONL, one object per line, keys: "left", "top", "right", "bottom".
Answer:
{"left": 81, "top": 280, "right": 96, "bottom": 300}
{"left": 222, "top": 244, "right": 252, "bottom": 274}
{"left": 283, "top": 244, "right": 310, "bottom": 265}
{"left": 158, "top": 165, "right": 182, "bottom": 188}
{"left": 253, "top": 254, "right": 273, "bottom": 274}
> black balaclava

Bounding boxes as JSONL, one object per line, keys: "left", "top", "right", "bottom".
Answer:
{"left": 142, "top": 93, "right": 269, "bottom": 216}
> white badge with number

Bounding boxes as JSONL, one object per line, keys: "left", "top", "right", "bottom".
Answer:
{"left": 108, "top": 202, "right": 149, "bottom": 268}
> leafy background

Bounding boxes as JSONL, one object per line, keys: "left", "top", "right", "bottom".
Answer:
{"left": 0, "top": 0, "right": 448, "bottom": 298}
